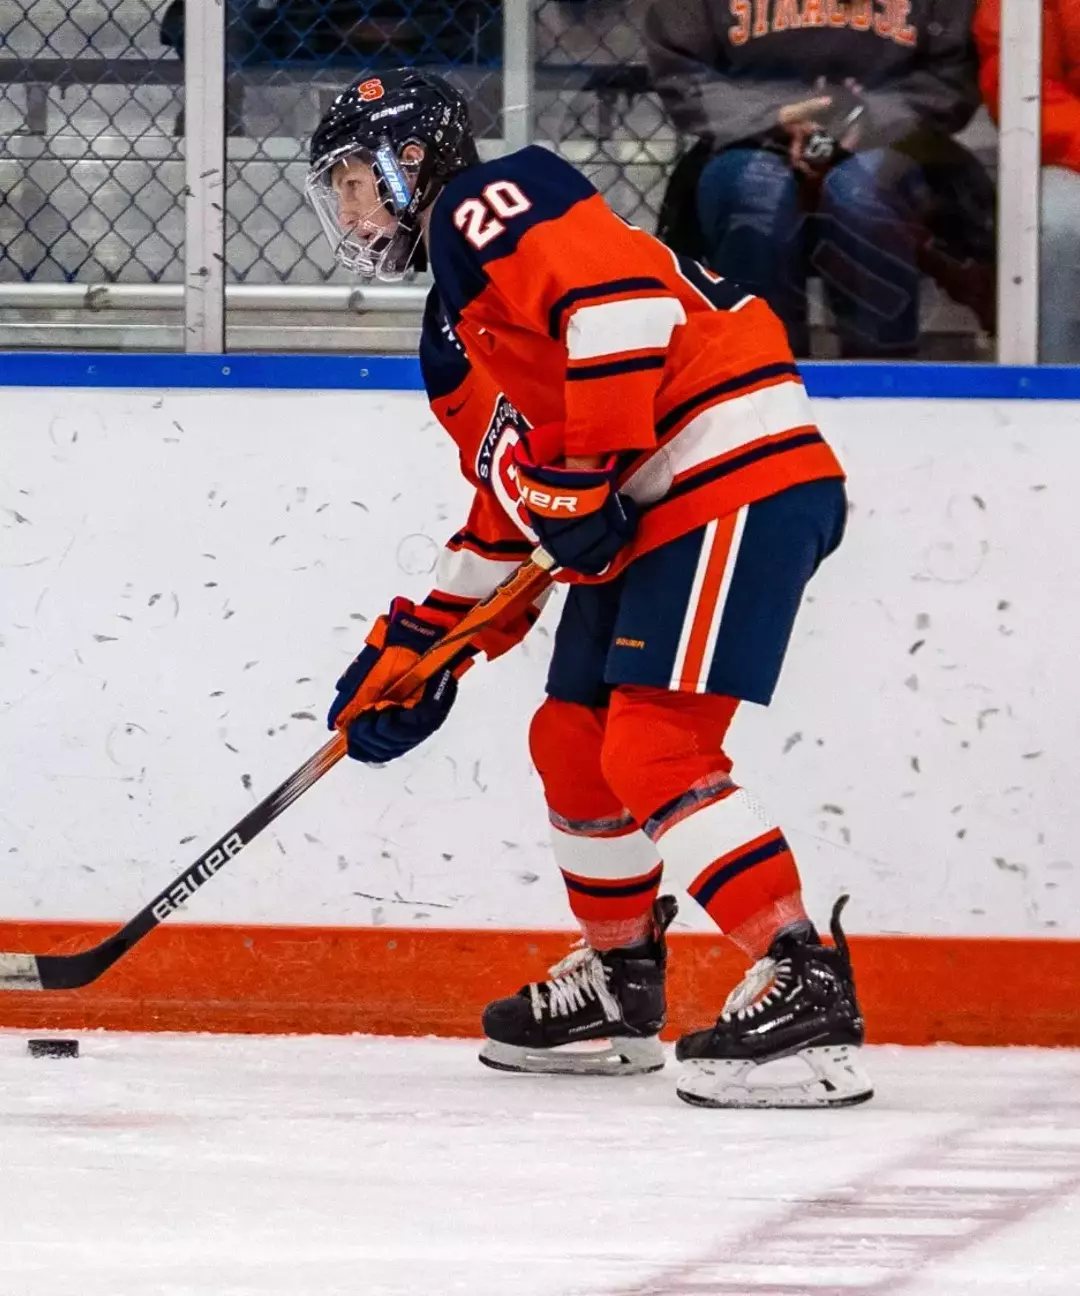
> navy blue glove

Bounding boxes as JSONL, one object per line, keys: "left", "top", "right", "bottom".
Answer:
{"left": 513, "top": 426, "right": 638, "bottom": 576}
{"left": 328, "top": 598, "right": 469, "bottom": 764}
{"left": 335, "top": 669, "right": 458, "bottom": 764}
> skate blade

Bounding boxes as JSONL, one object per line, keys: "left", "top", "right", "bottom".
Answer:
{"left": 676, "top": 1044, "right": 873, "bottom": 1109}
{"left": 479, "top": 1034, "right": 665, "bottom": 1076}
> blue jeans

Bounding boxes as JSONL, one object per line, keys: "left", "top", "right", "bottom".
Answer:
{"left": 696, "top": 148, "right": 928, "bottom": 358}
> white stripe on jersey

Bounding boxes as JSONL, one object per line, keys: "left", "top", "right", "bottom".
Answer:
{"left": 434, "top": 547, "right": 522, "bottom": 601}
{"left": 566, "top": 296, "right": 687, "bottom": 361}
{"left": 622, "top": 379, "right": 815, "bottom": 505}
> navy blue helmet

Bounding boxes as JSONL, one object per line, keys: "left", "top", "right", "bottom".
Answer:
{"left": 306, "top": 69, "right": 478, "bottom": 280}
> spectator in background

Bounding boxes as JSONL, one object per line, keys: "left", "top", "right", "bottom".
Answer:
{"left": 645, "top": 0, "right": 993, "bottom": 358}
{"left": 975, "top": 0, "right": 1080, "bottom": 363}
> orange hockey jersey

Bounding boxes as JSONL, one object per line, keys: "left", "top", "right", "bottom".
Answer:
{"left": 975, "top": 0, "right": 1080, "bottom": 174}
{"left": 414, "top": 145, "right": 843, "bottom": 649}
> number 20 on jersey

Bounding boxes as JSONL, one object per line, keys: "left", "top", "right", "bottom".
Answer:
{"left": 453, "top": 181, "right": 532, "bottom": 250}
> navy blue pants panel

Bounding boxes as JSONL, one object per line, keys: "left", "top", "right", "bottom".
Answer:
{"left": 605, "top": 528, "right": 712, "bottom": 688}
{"left": 545, "top": 479, "right": 846, "bottom": 707}
{"left": 704, "top": 477, "right": 846, "bottom": 703}
{"left": 545, "top": 580, "right": 622, "bottom": 708}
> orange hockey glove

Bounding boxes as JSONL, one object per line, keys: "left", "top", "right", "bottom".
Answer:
{"left": 327, "top": 598, "right": 475, "bottom": 763}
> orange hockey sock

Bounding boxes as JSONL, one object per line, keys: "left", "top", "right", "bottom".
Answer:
{"left": 529, "top": 697, "right": 660, "bottom": 949}
{"left": 682, "top": 824, "right": 808, "bottom": 958}
{"left": 601, "top": 686, "right": 808, "bottom": 959}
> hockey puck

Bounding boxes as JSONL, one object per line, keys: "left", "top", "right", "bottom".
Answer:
{"left": 27, "top": 1038, "right": 79, "bottom": 1059}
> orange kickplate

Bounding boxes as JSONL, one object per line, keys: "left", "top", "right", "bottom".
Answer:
{"left": 1, "top": 920, "right": 1079, "bottom": 1045}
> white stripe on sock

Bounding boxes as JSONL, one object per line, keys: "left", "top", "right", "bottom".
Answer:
{"left": 656, "top": 787, "right": 776, "bottom": 886}
{"left": 551, "top": 827, "right": 661, "bottom": 880}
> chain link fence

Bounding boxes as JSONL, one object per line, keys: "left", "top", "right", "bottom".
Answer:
{"left": 0, "top": 0, "right": 182, "bottom": 283}
{"left": 217, "top": 0, "right": 503, "bottom": 284}
{"left": 214, "top": 0, "right": 667, "bottom": 285}
{"left": 0, "top": 1, "right": 1012, "bottom": 358}
{"left": 0, "top": 0, "right": 671, "bottom": 294}
{"left": 536, "top": 0, "right": 673, "bottom": 232}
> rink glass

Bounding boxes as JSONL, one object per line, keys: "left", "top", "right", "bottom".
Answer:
{"left": 0, "top": 0, "right": 1045, "bottom": 361}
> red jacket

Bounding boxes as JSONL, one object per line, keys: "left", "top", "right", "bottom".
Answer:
{"left": 974, "top": 0, "right": 1080, "bottom": 172}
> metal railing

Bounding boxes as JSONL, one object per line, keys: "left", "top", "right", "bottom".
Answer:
{"left": 0, "top": 0, "right": 1044, "bottom": 362}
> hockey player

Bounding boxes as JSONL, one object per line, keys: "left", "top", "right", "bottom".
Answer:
{"left": 306, "top": 69, "right": 872, "bottom": 1108}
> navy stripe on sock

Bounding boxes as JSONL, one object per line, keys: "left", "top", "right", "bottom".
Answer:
{"left": 642, "top": 775, "right": 735, "bottom": 842}
{"left": 691, "top": 834, "right": 790, "bottom": 910}
{"left": 551, "top": 808, "right": 637, "bottom": 836}
{"left": 562, "top": 866, "right": 663, "bottom": 900}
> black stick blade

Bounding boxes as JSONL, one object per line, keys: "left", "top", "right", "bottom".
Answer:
{"left": 1, "top": 936, "right": 146, "bottom": 994}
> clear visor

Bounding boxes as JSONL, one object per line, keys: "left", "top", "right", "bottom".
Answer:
{"left": 304, "top": 146, "right": 422, "bottom": 282}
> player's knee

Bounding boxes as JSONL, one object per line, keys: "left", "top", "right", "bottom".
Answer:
{"left": 529, "top": 697, "right": 616, "bottom": 819}
{"left": 600, "top": 685, "right": 739, "bottom": 825}
{"left": 530, "top": 698, "right": 598, "bottom": 771}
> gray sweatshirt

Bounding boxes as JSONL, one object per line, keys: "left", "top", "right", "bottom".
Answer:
{"left": 644, "top": 0, "right": 981, "bottom": 151}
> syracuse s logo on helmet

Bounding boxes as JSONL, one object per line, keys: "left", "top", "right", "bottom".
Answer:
{"left": 357, "top": 78, "right": 385, "bottom": 101}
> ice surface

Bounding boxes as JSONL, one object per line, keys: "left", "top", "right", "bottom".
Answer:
{"left": 1, "top": 1035, "right": 1079, "bottom": 1295}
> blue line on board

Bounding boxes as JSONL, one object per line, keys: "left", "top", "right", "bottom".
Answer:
{"left": 1, "top": 352, "right": 1080, "bottom": 399}
{"left": 0, "top": 352, "right": 424, "bottom": 392}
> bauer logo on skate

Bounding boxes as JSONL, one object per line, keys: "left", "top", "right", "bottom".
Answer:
{"left": 151, "top": 833, "right": 244, "bottom": 922}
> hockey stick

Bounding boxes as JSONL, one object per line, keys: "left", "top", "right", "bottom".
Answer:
{"left": 0, "top": 548, "right": 556, "bottom": 992}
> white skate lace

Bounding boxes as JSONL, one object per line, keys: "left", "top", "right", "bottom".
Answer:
{"left": 530, "top": 943, "right": 622, "bottom": 1024}
{"left": 721, "top": 956, "right": 793, "bottom": 1021}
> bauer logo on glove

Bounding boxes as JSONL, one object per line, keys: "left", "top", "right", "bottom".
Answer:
{"left": 512, "top": 423, "right": 638, "bottom": 577}
{"left": 519, "top": 481, "right": 609, "bottom": 517}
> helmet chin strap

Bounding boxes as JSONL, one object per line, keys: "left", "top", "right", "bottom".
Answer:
{"left": 371, "top": 140, "right": 428, "bottom": 278}
{"left": 380, "top": 221, "right": 420, "bottom": 278}
{"left": 332, "top": 219, "right": 418, "bottom": 280}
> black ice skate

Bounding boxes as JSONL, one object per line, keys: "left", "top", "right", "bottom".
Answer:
{"left": 675, "top": 895, "right": 873, "bottom": 1109}
{"left": 479, "top": 896, "right": 677, "bottom": 1076}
